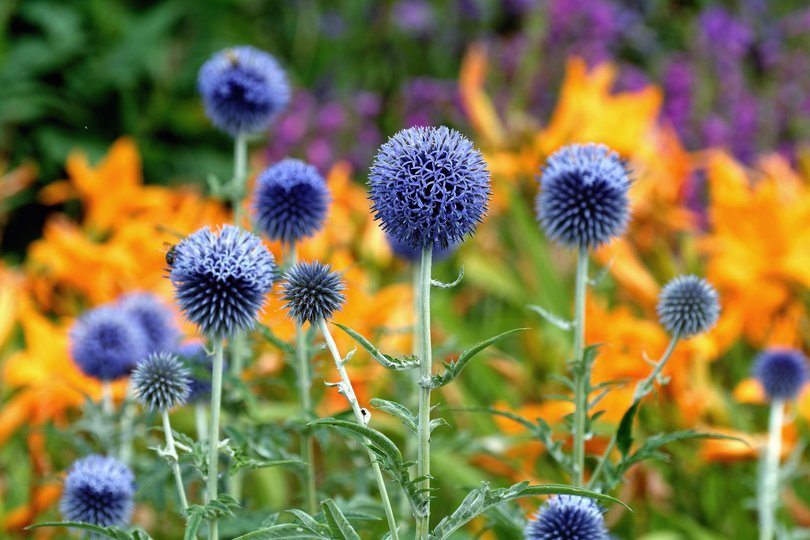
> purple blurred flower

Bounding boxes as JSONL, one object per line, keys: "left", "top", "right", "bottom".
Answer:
{"left": 392, "top": 0, "right": 435, "bottom": 34}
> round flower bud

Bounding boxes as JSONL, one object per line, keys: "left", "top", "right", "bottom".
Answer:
{"left": 198, "top": 46, "right": 290, "bottom": 136}
{"left": 753, "top": 348, "right": 809, "bottom": 401}
{"left": 118, "top": 292, "right": 180, "bottom": 354}
{"left": 281, "top": 261, "right": 346, "bottom": 326}
{"left": 70, "top": 305, "right": 148, "bottom": 381}
{"left": 657, "top": 275, "right": 720, "bottom": 338}
{"left": 170, "top": 225, "right": 275, "bottom": 339}
{"left": 60, "top": 455, "right": 135, "bottom": 527}
{"left": 536, "top": 143, "right": 630, "bottom": 250}
{"left": 525, "top": 495, "right": 608, "bottom": 540}
{"left": 253, "top": 158, "right": 330, "bottom": 244}
{"left": 176, "top": 342, "right": 218, "bottom": 403}
{"left": 132, "top": 352, "right": 191, "bottom": 411}
{"left": 369, "top": 126, "right": 491, "bottom": 250}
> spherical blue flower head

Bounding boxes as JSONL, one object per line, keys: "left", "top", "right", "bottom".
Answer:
{"left": 253, "top": 158, "right": 330, "bottom": 244}
{"left": 170, "top": 225, "right": 275, "bottom": 339}
{"left": 60, "top": 455, "right": 135, "bottom": 527}
{"left": 525, "top": 495, "right": 608, "bottom": 540}
{"left": 387, "top": 232, "right": 457, "bottom": 263}
{"left": 369, "top": 126, "right": 491, "bottom": 250}
{"left": 198, "top": 46, "right": 290, "bottom": 136}
{"left": 132, "top": 352, "right": 191, "bottom": 411}
{"left": 753, "top": 348, "right": 809, "bottom": 401}
{"left": 281, "top": 261, "right": 346, "bottom": 326}
{"left": 176, "top": 342, "right": 218, "bottom": 403}
{"left": 657, "top": 275, "right": 720, "bottom": 338}
{"left": 536, "top": 143, "right": 630, "bottom": 250}
{"left": 70, "top": 305, "right": 148, "bottom": 381}
{"left": 118, "top": 293, "right": 180, "bottom": 354}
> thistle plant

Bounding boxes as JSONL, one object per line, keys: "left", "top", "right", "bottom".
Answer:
{"left": 753, "top": 348, "right": 808, "bottom": 540}
{"left": 59, "top": 455, "right": 135, "bottom": 528}
{"left": 525, "top": 495, "right": 608, "bottom": 540}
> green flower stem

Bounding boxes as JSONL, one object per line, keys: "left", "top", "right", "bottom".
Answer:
{"left": 416, "top": 246, "right": 433, "bottom": 539}
{"left": 119, "top": 382, "right": 136, "bottom": 465}
{"left": 319, "top": 319, "right": 400, "bottom": 540}
{"left": 195, "top": 403, "right": 208, "bottom": 443}
{"left": 101, "top": 381, "right": 114, "bottom": 415}
{"left": 571, "top": 245, "right": 589, "bottom": 487}
{"left": 759, "top": 399, "right": 784, "bottom": 540}
{"left": 207, "top": 338, "right": 225, "bottom": 540}
{"left": 162, "top": 410, "right": 189, "bottom": 511}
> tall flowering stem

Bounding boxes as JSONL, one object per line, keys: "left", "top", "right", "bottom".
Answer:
{"left": 207, "top": 338, "right": 225, "bottom": 540}
{"left": 162, "top": 410, "right": 189, "bottom": 511}
{"left": 571, "top": 246, "right": 589, "bottom": 487}
{"left": 759, "top": 399, "right": 784, "bottom": 540}
{"left": 319, "top": 320, "right": 400, "bottom": 540}
{"left": 416, "top": 246, "right": 433, "bottom": 538}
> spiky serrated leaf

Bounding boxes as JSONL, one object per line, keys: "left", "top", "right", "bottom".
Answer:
{"left": 230, "top": 457, "right": 303, "bottom": 475}
{"left": 286, "top": 509, "right": 325, "bottom": 533}
{"left": 432, "top": 266, "right": 464, "bottom": 288}
{"left": 620, "top": 431, "right": 748, "bottom": 472}
{"left": 334, "top": 323, "right": 419, "bottom": 370}
{"left": 527, "top": 304, "right": 574, "bottom": 331}
{"left": 371, "top": 398, "right": 417, "bottom": 433}
{"left": 430, "top": 329, "right": 527, "bottom": 388}
{"left": 309, "top": 419, "right": 404, "bottom": 468}
{"left": 184, "top": 507, "right": 204, "bottom": 540}
{"left": 321, "top": 499, "right": 361, "bottom": 540}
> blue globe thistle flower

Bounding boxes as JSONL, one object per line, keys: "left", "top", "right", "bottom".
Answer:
{"left": 176, "top": 342, "right": 217, "bottom": 403}
{"left": 60, "top": 455, "right": 135, "bottom": 527}
{"left": 525, "top": 495, "right": 608, "bottom": 540}
{"left": 198, "top": 46, "right": 290, "bottom": 136}
{"left": 253, "top": 158, "right": 330, "bottom": 244}
{"left": 281, "top": 261, "right": 346, "bottom": 326}
{"left": 657, "top": 275, "right": 720, "bottom": 338}
{"left": 369, "top": 126, "right": 491, "bottom": 250}
{"left": 70, "top": 305, "right": 148, "bottom": 381}
{"left": 132, "top": 352, "right": 191, "bottom": 411}
{"left": 536, "top": 143, "right": 630, "bottom": 250}
{"left": 118, "top": 293, "right": 180, "bottom": 354}
{"left": 387, "top": 232, "right": 457, "bottom": 263}
{"left": 170, "top": 225, "right": 275, "bottom": 339}
{"left": 753, "top": 348, "right": 809, "bottom": 401}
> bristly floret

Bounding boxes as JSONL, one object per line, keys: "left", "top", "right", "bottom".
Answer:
{"left": 753, "top": 348, "right": 809, "bottom": 401}
{"left": 536, "top": 143, "right": 630, "bottom": 250}
{"left": 118, "top": 292, "right": 180, "bottom": 354}
{"left": 132, "top": 352, "right": 191, "bottom": 411}
{"left": 253, "top": 158, "right": 330, "bottom": 244}
{"left": 525, "top": 495, "right": 609, "bottom": 540}
{"left": 197, "top": 46, "right": 290, "bottom": 136}
{"left": 70, "top": 305, "right": 148, "bottom": 381}
{"left": 657, "top": 275, "right": 720, "bottom": 338}
{"left": 169, "top": 225, "right": 275, "bottom": 339}
{"left": 60, "top": 455, "right": 135, "bottom": 527}
{"left": 281, "top": 261, "right": 346, "bottom": 326}
{"left": 369, "top": 126, "right": 491, "bottom": 250}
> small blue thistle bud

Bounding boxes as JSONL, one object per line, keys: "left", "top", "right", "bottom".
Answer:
{"left": 536, "top": 143, "right": 630, "bottom": 250}
{"left": 369, "top": 126, "right": 491, "bottom": 250}
{"left": 525, "top": 495, "right": 608, "bottom": 540}
{"left": 253, "top": 158, "right": 330, "bottom": 244}
{"left": 70, "top": 305, "right": 148, "bottom": 381}
{"left": 753, "top": 348, "right": 809, "bottom": 401}
{"left": 60, "top": 455, "right": 135, "bottom": 527}
{"left": 281, "top": 261, "right": 346, "bottom": 326}
{"left": 169, "top": 225, "right": 275, "bottom": 339}
{"left": 118, "top": 293, "right": 180, "bottom": 354}
{"left": 176, "top": 342, "right": 218, "bottom": 403}
{"left": 132, "top": 352, "right": 191, "bottom": 411}
{"left": 197, "top": 46, "right": 290, "bottom": 136}
{"left": 657, "top": 275, "right": 720, "bottom": 338}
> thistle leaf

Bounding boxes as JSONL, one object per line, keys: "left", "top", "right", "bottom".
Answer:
{"left": 527, "top": 304, "right": 574, "bottom": 331}
{"left": 432, "top": 266, "right": 464, "bottom": 288}
{"left": 430, "top": 328, "right": 527, "bottom": 389}
{"left": 334, "top": 323, "right": 419, "bottom": 370}
{"left": 233, "top": 525, "right": 328, "bottom": 539}
{"left": 321, "top": 499, "right": 361, "bottom": 540}
{"left": 371, "top": 398, "right": 417, "bottom": 433}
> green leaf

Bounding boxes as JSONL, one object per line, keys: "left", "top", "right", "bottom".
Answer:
{"left": 184, "top": 507, "right": 204, "bottom": 540}
{"left": 428, "top": 482, "right": 628, "bottom": 540}
{"left": 371, "top": 398, "right": 417, "bottom": 433}
{"left": 27, "top": 522, "right": 147, "bottom": 539}
{"left": 308, "top": 419, "right": 404, "bottom": 469}
{"left": 431, "top": 266, "right": 464, "bottom": 288}
{"left": 286, "top": 509, "right": 326, "bottom": 533}
{"left": 616, "top": 400, "right": 641, "bottom": 458}
{"left": 527, "top": 304, "right": 574, "bottom": 331}
{"left": 230, "top": 457, "right": 303, "bottom": 475}
{"left": 620, "top": 431, "right": 749, "bottom": 472}
{"left": 334, "top": 323, "right": 419, "bottom": 370}
{"left": 321, "top": 499, "right": 361, "bottom": 540}
{"left": 430, "top": 328, "right": 527, "bottom": 389}
{"left": 233, "top": 524, "right": 327, "bottom": 539}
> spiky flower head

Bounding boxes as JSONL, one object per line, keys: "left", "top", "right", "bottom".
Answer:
{"left": 253, "top": 158, "right": 330, "bottom": 244}
{"left": 70, "top": 305, "right": 148, "bottom": 381}
{"left": 118, "top": 293, "right": 180, "bottom": 354}
{"left": 198, "top": 46, "right": 290, "bottom": 136}
{"left": 536, "top": 143, "right": 630, "bottom": 250}
{"left": 176, "top": 342, "right": 217, "bottom": 403}
{"left": 169, "top": 225, "right": 275, "bottom": 338}
{"left": 369, "top": 126, "right": 491, "bottom": 250}
{"left": 753, "top": 348, "right": 809, "bottom": 401}
{"left": 60, "top": 455, "right": 135, "bottom": 527}
{"left": 657, "top": 275, "right": 720, "bottom": 338}
{"left": 281, "top": 261, "right": 346, "bottom": 326}
{"left": 132, "top": 352, "right": 191, "bottom": 411}
{"left": 525, "top": 495, "right": 608, "bottom": 540}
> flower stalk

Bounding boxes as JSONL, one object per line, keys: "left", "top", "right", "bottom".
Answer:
{"left": 759, "top": 399, "right": 784, "bottom": 540}
{"left": 571, "top": 245, "right": 589, "bottom": 487}
{"left": 207, "top": 338, "right": 225, "bottom": 540}
{"left": 415, "top": 246, "right": 433, "bottom": 539}
{"left": 161, "top": 410, "right": 189, "bottom": 511}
